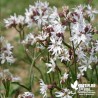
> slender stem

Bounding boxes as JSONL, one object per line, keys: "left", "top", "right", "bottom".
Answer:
{"left": 75, "top": 41, "right": 82, "bottom": 51}
{"left": 63, "top": 40, "right": 72, "bottom": 48}
{"left": 48, "top": 52, "right": 52, "bottom": 83}
{"left": 12, "top": 82, "right": 30, "bottom": 91}
{"left": 56, "top": 65, "right": 61, "bottom": 75}
{"left": 50, "top": 89, "right": 54, "bottom": 97}
{"left": 73, "top": 47, "right": 77, "bottom": 76}
{"left": 52, "top": 72, "right": 55, "bottom": 82}
{"left": 24, "top": 49, "right": 32, "bottom": 63}
{"left": 34, "top": 52, "right": 44, "bottom": 80}
{"left": 5, "top": 81, "right": 10, "bottom": 97}
{"left": 14, "top": 27, "right": 22, "bottom": 41}
{"left": 34, "top": 64, "right": 44, "bottom": 80}
{"left": 95, "top": 65, "right": 98, "bottom": 82}
{"left": 29, "top": 51, "right": 44, "bottom": 91}
{"left": 22, "top": 26, "right": 25, "bottom": 39}
{"left": 57, "top": 71, "right": 61, "bottom": 87}
{"left": 48, "top": 73, "right": 52, "bottom": 83}
{"left": 29, "top": 59, "right": 35, "bottom": 91}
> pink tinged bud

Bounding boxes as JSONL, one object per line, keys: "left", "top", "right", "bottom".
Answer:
{"left": 59, "top": 12, "right": 65, "bottom": 17}
{"left": 47, "top": 84, "right": 53, "bottom": 89}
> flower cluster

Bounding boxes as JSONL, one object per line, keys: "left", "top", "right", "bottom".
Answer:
{"left": 40, "top": 79, "right": 48, "bottom": 98}
{"left": 55, "top": 88, "right": 72, "bottom": 98}
{"left": 4, "top": 14, "right": 25, "bottom": 28}
{"left": 2, "top": 0, "right": 98, "bottom": 98}
{"left": 0, "top": 36, "right": 15, "bottom": 64}
{"left": 0, "top": 69, "right": 21, "bottom": 82}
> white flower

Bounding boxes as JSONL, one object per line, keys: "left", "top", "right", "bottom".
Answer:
{"left": 40, "top": 79, "right": 48, "bottom": 98}
{"left": 78, "top": 65, "right": 88, "bottom": 73}
{"left": 95, "top": 40, "right": 98, "bottom": 52}
{"left": 85, "top": 33, "right": 92, "bottom": 46}
{"left": 55, "top": 88, "right": 72, "bottom": 98}
{"left": 34, "top": 8, "right": 48, "bottom": 27}
{"left": 53, "top": 23, "right": 66, "bottom": 34}
{"left": 0, "top": 53, "right": 6, "bottom": 64}
{"left": 4, "top": 14, "right": 17, "bottom": 28}
{"left": 86, "top": 5, "right": 98, "bottom": 20}
{"left": 34, "top": 1, "right": 49, "bottom": 9}
{"left": 78, "top": 57, "right": 92, "bottom": 73}
{"left": 0, "top": 69, "right": 12, "bottom": 80}
{"left": 77, "top": 72, "right": 84, "bottom": 79}
{"left": 18, "top": 92, "right": 34, "bottom": 98}
{"left": 36, "top": 31, "right": 49, "bottom": 41}
{"left": 6, "top": 55, "right": 15, "bottom": 64}
{"left": 74, "top": 5, "right": 84, "bottom": 15}
{"left": 4, "top": 14, "right": 25, "bottom": 28}
{"left": 70, "top": 17, "right": 87, "bottom": 45}
{"left": 69, "top": 9, "right": 93, "bottom": 45}
{"left": 70, "top": 32, "right": 86, "bottom": 44}
{"left": 0, "top": 37, "right": 15, "bottom": 64}
{"left": 17, "top": 15, "right": 25, "bottom": 25}
{"left": 4, "top": 43, "right": 14, "bottom": 55}
{"left": 25, "top": 8, "right": 34, "bottom": 27}
{"left": 22, "top": 33, "right": 36, "bottom": 45}
{"left": 89, "top": 48, "right": 98, "bottom": 63}
{"left": 12, "top": 77, "right": 21, "bottom": 82}
{"left": 48, "top": 36, "right": 63, "bottom": 56}
{"left": 0, "top": 69, "right": 21, "bottom": 82}
{"left": 59, "top": 48, "right": 70, "bottom": 62}
{"left": 0, "top": 53, "right": 15, "bottom": 64}
{"left": 49, "top": 7, "right": 60, "bottom": 25}
{"left": 75, "top": 46, "right": 86, "bottom": 60}
{"left": 46, "top": 58, "right": 56, "bottom": 73}
{"left": 60, "top": 72, "right": 69, "bottom": 83}
{"left": 25, "top": 1, "right": 49, "bottom": 27}
{"left": 25, "top": 1, "right": 62, "bottom": 28}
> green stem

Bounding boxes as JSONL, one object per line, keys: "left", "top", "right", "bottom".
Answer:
{"left": 48, "top": 52, "right": 52, "bottom": 83}
{"left": 57, "top": 71, "right": 61, "bottom": 87}
{"left": 95, "top": 65, "right": 98, "bottom": 82}
{"left": 14, "top": 27, "right": 22, "bottom": 41}
{"left": 12, "top": 82, "right": 30, "bottom": 91}
{"left": 63, "top": 40, "right": 72, "bottom": 48}
{"left": 29, "top": 52, "right": 44, "bottom": 91}
{"left": 48, "top": 73, "right": 52, "bottom": 83}
{"left": 75, "top": 41, "right": 82, "bottom": 51}
{"left": 2, "top": 79, "right": 10, "bottom": 97}
{"left": 5, "top": 83, "right": 10, "bottom": 97}
{"left": 50, "top": 89, "right": 54, "bottom": 97}
{"left": 29, "top": 59, "right": 35, "bottom": 91}
{"left": 22, "top": 26, "right": 25, "bottom": 39}
{"left": 34, "top": 64, "right": 44, "bottom": 80}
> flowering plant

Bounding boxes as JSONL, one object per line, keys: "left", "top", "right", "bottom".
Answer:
{"left": 0, "top": 1, "right": 98, "bottom": 98}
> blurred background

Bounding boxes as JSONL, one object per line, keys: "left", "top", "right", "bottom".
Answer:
{"left": 0, "top": 0, "right": 98, "bottom": 97}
